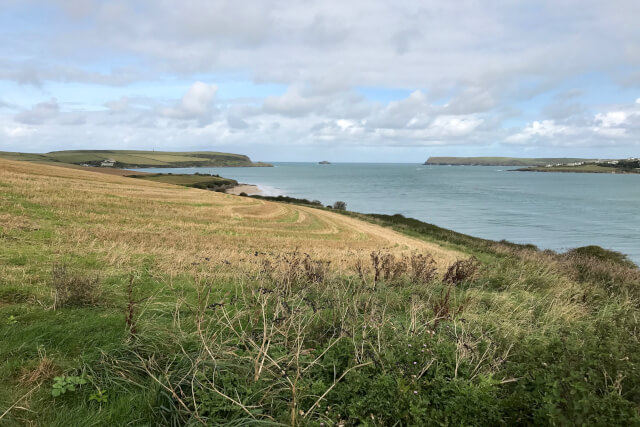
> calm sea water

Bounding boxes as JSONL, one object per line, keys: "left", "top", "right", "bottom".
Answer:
{"left": 132, "top": 163, "right": 640, "bottom": 263}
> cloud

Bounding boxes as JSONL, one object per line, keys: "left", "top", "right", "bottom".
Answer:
{"left": 0, "top": 0, "right": 635, "bottom": 92}
{"left": 161, "top": 82, "right": 218, "bottom": 124}
{"left": 505, "top": 100, "right": 640, "bottom": 147}
{"left": 14, "top": 99, "right": 59, "bottom": 125}
{"left": 430, "top": 116, "right": 483, "bottom": 137}
{"left": 3, "top": 125, "right": 36, "bottom": 138}
{"left": 179, "top": 82, "right": 218, "bottom": 116}
{"left": 1, "top": 1, "right": 640, "bottom": 158}
{"left": 0, "top": 99, "right": 16, "bottom": 110}
{"left": 262, "top": 86, "right": 329, "bottom": 117}
{"left": 105, "top": 97, "right": 131, "bottom": 114}
{"left": 365, "top": 91, "right": 430, "bottom": 129}
{"left": 506, "top": 120, "right": 570, "bottom": 144}
{"left": 59, "top": 114, "right": 86, "bottom": 126}
{"left": 444, "top": 87, "right": 498, "bottom": 115}
{"left": 227, "top": 115, "right": 250, "bottom": 129}
{"left": 595, "top": 111, "right": 628, "bottom": 127}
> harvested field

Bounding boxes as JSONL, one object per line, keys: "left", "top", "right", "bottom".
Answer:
{"left": 0, "top": 159, "right": 459, "bottom": 286}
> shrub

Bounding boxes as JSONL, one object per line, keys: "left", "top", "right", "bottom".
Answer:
{"left": 333, "top": 201, "right": 347, "bottom": 210}
{"left": 565, "top": 245, "right": 637, "bottom": 268}
{"left": 443, "top": 257, "right": 479, "bottom": 285}
{"left": 88, "top": 252, "right": 640, "bottom": 426}
{"left": 51, "top": 264, "right": 101, "bottom": 308}
{"left": 408, "top": 253, "right": 438, "bottom": 284}
{"left": 249, "top": 195, "right": 323, "bottom": 206}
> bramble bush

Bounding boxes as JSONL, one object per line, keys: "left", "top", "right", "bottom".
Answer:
{"left": 86, "top": 249, "right": 640, "bottom": 425}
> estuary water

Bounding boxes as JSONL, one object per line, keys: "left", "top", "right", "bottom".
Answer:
{"left": 132, "top": 163, "right": 640, "bottom": 263}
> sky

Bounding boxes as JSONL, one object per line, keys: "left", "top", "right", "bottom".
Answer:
{"left": 1, "top": 0, "right": 639, "bottom": 162}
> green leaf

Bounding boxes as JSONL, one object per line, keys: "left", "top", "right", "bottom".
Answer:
{"left": 51, "top": 389, "right": 61, "bottom": 397}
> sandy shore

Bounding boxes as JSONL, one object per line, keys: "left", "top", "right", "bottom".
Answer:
{"left": 226, "top": 184, "right": 264, "bottom": 195}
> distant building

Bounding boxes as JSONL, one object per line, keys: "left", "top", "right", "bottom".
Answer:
{"left": 101, "top": 159, "right": 116, "bottom": 167}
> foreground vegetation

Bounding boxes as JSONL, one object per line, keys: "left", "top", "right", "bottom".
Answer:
{"left": 0, "top": 149, "right": 272, "bottom": 168}
{"left": 1, "top": 159, "right": 639, "bottom": 425}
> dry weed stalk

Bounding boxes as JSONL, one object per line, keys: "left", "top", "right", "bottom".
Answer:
{"left": 443, "top": 257, "right": 480, "bottom": 285}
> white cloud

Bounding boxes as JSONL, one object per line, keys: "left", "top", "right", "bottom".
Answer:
{"left": 4, "top": 125, "right": 36, "bottom": 137}
{"left": 430, "top": 116, "right": 483, "bottom": 137}
{"left": 506, "top": 120, "right": 569, "bottom": 144}
{"left": 595, "top": 111, "right": 628, "bottom": 127}
{"left": 161, "top": 82, "right": 217, "bottom": 124}
{"left": 179, "top": 82, "right": 218, "bottom": 116}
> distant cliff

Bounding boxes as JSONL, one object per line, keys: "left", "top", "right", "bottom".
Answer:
{"left": 424, "top": 157, "right": 595, "bottom": 166}
{"left": 0, "top": 150, "right": 272, "bottom": 168}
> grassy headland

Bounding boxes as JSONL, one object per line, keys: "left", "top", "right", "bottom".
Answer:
{"left": 1, "top": 158, "right": 639, "bottom": 425}
{"left": 516, "top": 159, "right": 640, "bottom": 174}
{"left": 130, "top": 173, "right": 239, "bottom": 192}
{"left": 0, "top": 150, "right": 272, "bottom": 168}
{"left": 425, "top": 156, "right": 597, "bottom": 166}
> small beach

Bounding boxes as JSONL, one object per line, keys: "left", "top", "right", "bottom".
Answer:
{"left": 226, "top": 183, "right": 263, "bottom": 195}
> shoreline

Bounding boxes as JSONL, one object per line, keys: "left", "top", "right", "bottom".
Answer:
{"left": 513, "top": 167, "right": 639, "bottom": 174}
{"left": 226, "top": 183, "right": 264, "bottom": 196}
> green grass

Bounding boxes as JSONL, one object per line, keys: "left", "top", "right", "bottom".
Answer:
{"left": 130, "top": 173, "right": 238, "bottom": 191}
{"left": 0, "top": 150, "right": 272, "bottom": 168}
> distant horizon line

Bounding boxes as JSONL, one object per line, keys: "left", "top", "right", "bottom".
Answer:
{"left": 2, "top": 149, "right": 637, "bottom": 164}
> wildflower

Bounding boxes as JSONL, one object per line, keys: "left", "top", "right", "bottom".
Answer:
{"left": 413, "top": 361, "right": 417, "bottom": 365}
{"left": 413, "top": 390, "right": 418, "bottom": 395}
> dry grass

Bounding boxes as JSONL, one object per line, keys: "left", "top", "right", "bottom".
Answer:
{"left": 32, "top": 162, "right": 153, "bottom": 177}
{"left": 0, "top": 159, "right": 460, "bottom": 285}
{"left": 19, "top": 358, "right": 59, "bottom": 387}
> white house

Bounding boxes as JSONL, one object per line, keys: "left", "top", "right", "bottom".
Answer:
{"left": 100, "top": 159, "right": 116, "bottom": 167}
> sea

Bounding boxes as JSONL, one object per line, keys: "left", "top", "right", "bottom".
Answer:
{"left": 130, "top": 163, "right": 640, "bottom": 264}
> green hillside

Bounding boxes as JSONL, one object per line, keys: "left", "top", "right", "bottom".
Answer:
{"left": 2, "top": 159, "right": 640, "bottom": 425}
{"left": 0, "top": 150, "right": 271, "bottom": 168}
{"left": 130, "top": 173, "right": 238, "bottom": 191}
{"left": 425, "top": 156, "right": 597, "bottom": 166}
